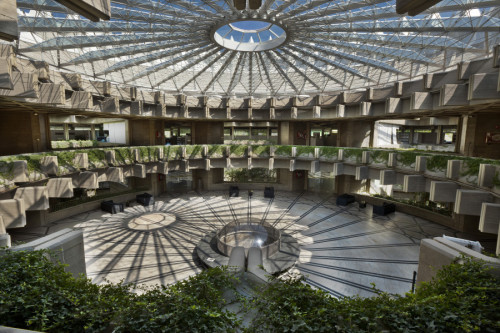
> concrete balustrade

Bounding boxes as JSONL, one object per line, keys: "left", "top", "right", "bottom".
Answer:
{"left": 105, "top": 150, "right": 116, "bottom": 165}
{"left": 454, "top": 190, "right": 492, "bottom": 216}
{"left": 388, "top": 153, "right": 397, "bottom": 167}
{"left": 13, "top": 186, "right": 49, "bottom": 211}
{"left": 468, "top": 72, "right": 500, "bottom": 101}
{"left": 429, "top": 181, "right": 459, "bottom": 202}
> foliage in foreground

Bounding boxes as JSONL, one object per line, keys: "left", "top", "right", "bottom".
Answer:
{"left": 247, "top": 258, "right": 500, "bottom": 332}
{"left": 0, "top": 250, "right": 239, "bottom": 332}
{"left": 1, "top": 251, "right": 499, "bottom": 333}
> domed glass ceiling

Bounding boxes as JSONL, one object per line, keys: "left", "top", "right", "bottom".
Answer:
{"left": 15, "top": 0, "right": 500, "bottom": 97}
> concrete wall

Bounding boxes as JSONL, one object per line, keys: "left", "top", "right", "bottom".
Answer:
{"left": 417, "top": 236, "right": 500, "bottom": 285}
{"left": 337, "top": 120, "right": 373, "bottom": 148}
{"left": 193, "top": 121, "right": 224, "bottom": 144}
{"left": 0, "top": 112, "right": 48, "bottom": 155}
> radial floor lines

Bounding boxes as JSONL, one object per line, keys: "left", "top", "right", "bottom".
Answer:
{"left": 46, "top": 191, "right": 458, "bottom": 297}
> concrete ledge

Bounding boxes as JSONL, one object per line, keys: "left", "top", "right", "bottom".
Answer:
{"left": 417, "top": 237, "right": 500, "bottom": 284}
{"left": 429, "top": 181, "right": 458, "bottom": 202}
{"left": 454, "top": 190, "right": 492, "bottom": 216}
{"left": 479, "top": 203, "right": 500, "bottom": 234}
{"left": 12, "top": 228, "right": 86, "bottom": 278}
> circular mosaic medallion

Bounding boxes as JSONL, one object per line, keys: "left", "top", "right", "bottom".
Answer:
{"left": 127, "top": 213, "right": 176, "bottom": 231}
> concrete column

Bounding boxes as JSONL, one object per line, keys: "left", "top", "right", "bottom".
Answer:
{"left": 279, "top": 121, "right": 290, "bottom": 145}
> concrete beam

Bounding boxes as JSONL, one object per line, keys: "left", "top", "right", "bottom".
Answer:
{"left": 0, "top": 72, "right": 39, "bottom": 98}
{"left": 479, "top": 203, "right": 500, "bottom": 234}
{"left": 0, "top": 199, "right": 26, "bottom": 228}
{"left": 46, "top": 178, "right": 74, "bottom": 198}
{"left": 385, "top": 97, "right": 402, "bottom": 114}
{"left": 105, "top": 167, "right": 123, "bottom": 183}
{"left": 454, "top": 190, "right": 492, "bottom": 215}
{"left": 446, "top": 160, "right": 462, "bottom": 180}
{"left": 468, "top": 73, "right": 500, "bottom": 101}
{"left": 12, "top": 160, "right": 28, "bottom": 182}
{"left": 415, "top": 156, "right": 427, "bottom": 173}
{"left": 478, "top": 164, "right": 497, "bottom": 188}
{"left": 61, "top": 73, "right": 83, "bottom": 90}
{"left": 355, "top": 166, "right": 369, "bottom": 180}
{"left": 440, "top": 84, "right": 468, "bottom": 107}
{"left": 41, "top": 156, "right": 58, "bottom": 176}
{"left": 380, "top": 170, "right": 397, "bottom": 185}
{"left": 403, "top": 175, "right": 426, "bottom": 192}
{"left": 13, "top": 186, "right": 49, "bottom": 211}
{"left": 458, "top": 58, "right": 494, "bottom": 81}
{"left": 74, "top": 153, "right": 88, "bottom": 170}
{"left": 73, "top": 171, "right": 98, "bottom": 189}
{"left": 0, "top": 0, "right": 19, "bottom": 42}
{"left": 410, "top": 92, "right": 433, "bottom": 111}
{"left": 70, "top": 91, "right": 93, "bottom": 109}
{"left": 429, "top": 181, "right": 459, "bottom": 202}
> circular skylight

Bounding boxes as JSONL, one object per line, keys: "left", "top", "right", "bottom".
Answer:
{"left": 213, "top": 20, "right": 287, "bottom": 52}
{"left": 13, "top": 1, "right": 500, "bottom": 97}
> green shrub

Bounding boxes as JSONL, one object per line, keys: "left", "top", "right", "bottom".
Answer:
{"left": 274, "top": 145, "right": 293, "bottom": 157}
{"left": 0, "top": 250, "right": 240, "bottom": 333}
{"left": 319, "top": 146, "right": 339, "bottom": 159}
{"left": 247, "top": 257, "right": 500, "bottom": 332}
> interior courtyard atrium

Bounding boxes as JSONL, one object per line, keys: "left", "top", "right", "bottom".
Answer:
{"left": 1, "top": 0, "right": 500, "bottom": 329}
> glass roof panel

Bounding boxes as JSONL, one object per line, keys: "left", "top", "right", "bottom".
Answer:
{"left": 13, "top": 0, "right": 500, "bottom": 97}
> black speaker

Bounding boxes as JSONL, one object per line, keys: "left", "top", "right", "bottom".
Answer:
{"left": 234, "top": 0, "right": 246, "bottom": 10}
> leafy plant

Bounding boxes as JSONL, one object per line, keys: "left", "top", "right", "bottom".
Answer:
{"left": 251, "top": 145, "right": 270, "bottom": 157}
{"left": 295, "top": 145, "right": 315, "bottom": 157}
{"left": 319, "top": 146, "right": 340, "bottom": 159}
{"left": 274, "top": 145, "right": 293, "bottom": 157}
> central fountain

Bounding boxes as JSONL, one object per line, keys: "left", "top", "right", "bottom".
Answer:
{"left": 216, "top": 220, "right": 281, "bottom": 259}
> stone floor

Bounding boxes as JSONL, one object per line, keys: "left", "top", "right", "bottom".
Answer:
{"left": 10, "top": 190, "right": 466, "bottom": 297}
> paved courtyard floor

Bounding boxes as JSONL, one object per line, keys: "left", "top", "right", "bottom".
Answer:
{"left": 10, "top": 191, "right": 466, "bottom": 297}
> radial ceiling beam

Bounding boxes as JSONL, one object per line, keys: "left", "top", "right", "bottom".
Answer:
{"left": 20, "top": 33, "right": 189, "bottom": 52}
{"left": 294, "top": 1, "right": 500, "bottom": 25}
{"left": 293, "top": 40, "right": 403, "bottom": 74}
{"left": 286, "top": 43, "right": 367, "bottom": 79}
{"left": 259, "top": 0, "right": 276, "bottom": 14}
{"left": 312, "top": 39, "right": 436, "bottom": 65}
{"left": 267, "top": 0, "right": 298, "bottom": 18}
{"left": 155, "top": 48, "right": 225, "bottom": 88}
{"left": 177, "top": 49, "right": 229, "bottom": 90}
{"left": 270, "top": 50, "right": 321, "bottom": 90}
{"left": 110, "top": 6, "right": 208, "bottom": 25}
{"left": 17, "top": 16, "right": 198, "bottom": 33}
{"left": 280, "top": 0, "right": 388, "bottom": 22}
{"left": 263, "top": 51, "right": 299, "bottom": 93}
{"left": 227, "top": 52, "right": 247, "bottom": 94}
{"left": 98, "top": 42, "right": 210, "bottom": 75}
{"left": 256, "top": 52, "right": 276, "bottom": 95}
{"left": 301, "top": 17, "right": 500, "bottom": 33}
{"left": 113, "top": 0, "right": 218, "bottom": 18}
{"left": 280, "top": 47, "right": 344, "bottom": 86}
{"left": 130, "top": 45, "right": 215, "bottom": 80}
{"left": 66, "top": 38, "right": 206, "bottom": 65}
{"left": 307, "top": 32, "right": 480, "bottom": 52}
{"left": 202, "top": 51, "right": 238, "bottom": 94}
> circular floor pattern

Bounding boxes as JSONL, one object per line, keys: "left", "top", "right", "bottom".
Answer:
{"left": 127, "top": 212, "right": 176, "bottom": 231}
{"left": 33, "top": 191, "right": 465, "bottom": 297}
